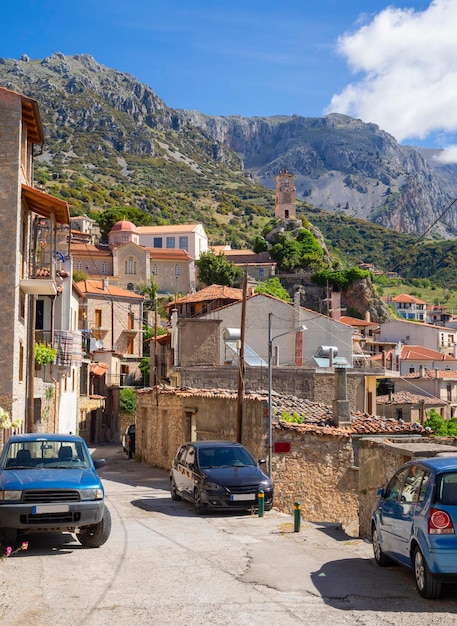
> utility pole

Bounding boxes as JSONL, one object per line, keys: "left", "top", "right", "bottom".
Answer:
{"left": 236, "top": 269, "right": 248, "bottom": 443}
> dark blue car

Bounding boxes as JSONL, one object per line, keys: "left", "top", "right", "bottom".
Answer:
{"left": 0, "top": 433, "right": 111, "bottom": 548}
{"left": 372, "top": 456, "right": 457, "bottom": 598}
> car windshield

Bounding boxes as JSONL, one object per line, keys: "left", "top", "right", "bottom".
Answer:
{"left": 1, "top": 440, "right": 90, "bottom": 470}
{"left": 435, "top": 472, "right": 457, "bottom": 505}
{"left": 198, "top": 446, "right": 256, "bottom": 469}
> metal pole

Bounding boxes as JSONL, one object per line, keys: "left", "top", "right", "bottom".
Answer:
{"left": 268, "top": 312, "right": 273, "bottom": 477}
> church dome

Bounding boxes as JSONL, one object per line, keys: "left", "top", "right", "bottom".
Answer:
{"left": 110, "top": 220, "right": 138, "bottom": 233}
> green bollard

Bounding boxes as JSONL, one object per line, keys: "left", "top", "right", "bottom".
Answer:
{"left": 294, "top": 501, "right": 301, "bottom": 532}
{"left": 258, "top": 489, "right": 265, "bottom": 517}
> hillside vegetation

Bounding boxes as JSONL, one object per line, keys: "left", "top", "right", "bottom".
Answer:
{"left": 1, "top": 53, "right": 457, "bottom": 289}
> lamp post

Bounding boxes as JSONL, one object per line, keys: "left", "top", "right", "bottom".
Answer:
{"left": 268, "top": 313, "right": 307, "bottom": 476}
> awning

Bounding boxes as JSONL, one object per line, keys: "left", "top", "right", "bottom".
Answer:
{"left": 22, "top": 184, "right": 70, "bottom": 224}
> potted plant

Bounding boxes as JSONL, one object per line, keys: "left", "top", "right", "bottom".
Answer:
{"left": 34, "top": 342, "right": 57, "bottom": 366}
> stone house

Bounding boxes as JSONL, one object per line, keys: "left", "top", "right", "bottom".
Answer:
{"left": 395, "top": 367, "right": 457, "bottom": 418}
{"left": 135, "top": 385, "right": 429, "bottom": 536}
{"left": 69, "top": 219, "right": 196, "bottom": 295}
{"left": 0, "top": 86, "right": 72, "bottom": 440}
{"left": 376, "top": 391, "right": 448, "bottom": 422}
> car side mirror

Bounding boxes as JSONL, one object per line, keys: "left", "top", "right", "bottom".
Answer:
{"left": 94, "top": 458, "right": 106, "bottom": 470}
{"left": 377, "top": 487, "right": 385, "bottom": 498}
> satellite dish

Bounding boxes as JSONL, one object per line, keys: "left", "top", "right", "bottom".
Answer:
{"left": 95, "top": 340, "right": 104, "bottom": 350}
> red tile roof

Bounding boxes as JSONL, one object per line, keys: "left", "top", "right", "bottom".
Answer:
{"left": 136, "top": 387, "right": 427, "bottom": 437}
{"left": 391, "top": 293, "right": 427, "bottom": 305}
{"left": 75, "top": 280, "right": 144, "bottom": 299}
{"left": 376, "top": 391, "right": 446, "bottom": 405}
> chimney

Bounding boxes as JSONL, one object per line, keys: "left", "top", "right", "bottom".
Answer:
{"left": 332, "top": 366, "right": 351, "bottom": 427}
{"left": 102, "top": 278, "right": 109, "bottom": 291}
{"left": 420, "top": 364, "right": 425, "bottom": 378}
{"left": 365, "top": 311, "right": 371, "bottom": 323}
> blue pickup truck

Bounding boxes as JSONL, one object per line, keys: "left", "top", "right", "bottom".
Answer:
{"left": 0, "top": 433, "right": 111, "bottom": 548}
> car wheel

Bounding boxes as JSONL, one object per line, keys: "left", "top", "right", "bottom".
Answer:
{"left": 170, "top": 478, "right": 181, "bottom": 501}
{"left": 193, "top": 487, "right": 205, "bottom": 514}
{"left": 264, "top": 501, "right": 273, "bottom": 512}
{"left": 372, "top": 526, "right": 393, "bottom": 567}
{"left": 0, "top": 527, "right": 17, "bottom": 548}
{"left": 77, "top": 505, "right": 112, "bottom": 548}
{"left": 413, "top": 545, "right": 442, "bottom": 599}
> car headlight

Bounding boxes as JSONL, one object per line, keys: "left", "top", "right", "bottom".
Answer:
{"left": 0, "top": 490, "right": 22, "bottom": 501}
{"left": 259, "top": 480, "right": 273, "bottom": 491}
{"left": 202, "top": 481, "right": 225, "bottom": 493}
{"left": 79, "top": 488, "right": 103, "bottom": 501}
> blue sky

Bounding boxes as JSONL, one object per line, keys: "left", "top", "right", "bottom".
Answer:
{"left": 3, "top": 1, "right": 457, "bottom": 158}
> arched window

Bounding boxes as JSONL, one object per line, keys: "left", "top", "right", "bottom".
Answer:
{"left": 125, "top": 257, "right": 137, "bottom": 275}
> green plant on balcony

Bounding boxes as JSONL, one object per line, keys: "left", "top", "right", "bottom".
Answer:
{"left": 34, "top": 342, "right": 57, "bottom": 366}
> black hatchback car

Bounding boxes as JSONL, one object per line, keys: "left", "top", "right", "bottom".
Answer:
{"left": 170, "top": 441, "right": 274, "bottom": 514}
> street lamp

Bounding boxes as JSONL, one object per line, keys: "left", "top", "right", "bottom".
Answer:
{"left": 268, "top": 312, "right": 307, "bottom": 476}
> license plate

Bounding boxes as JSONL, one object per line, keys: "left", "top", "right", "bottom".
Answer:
{"left": 230, "top": 494, "right": 256, "bottom": 502}
{"left": 32, "top": 504, "right": 70, "bottom": 514}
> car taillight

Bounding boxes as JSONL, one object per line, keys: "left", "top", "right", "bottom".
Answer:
{"left": 428, "top": 508, "right": 455, "bottom": 534}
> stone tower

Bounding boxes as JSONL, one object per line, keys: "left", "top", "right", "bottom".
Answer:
{"left": 275, "top": 170, "right": 296, "bottom": 220}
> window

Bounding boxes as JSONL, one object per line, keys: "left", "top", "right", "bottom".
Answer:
{"left": 384, "top": 467, "right": 410, "bottom": 501}
{"left": 128, "top": 312, "right": 135, "bottom": 330}
{"left": 179, "top": 236, "right": 188, "bottom": 251}
{"left": 126, "top": 335, "right": 134, "bottom": 354}
{"left": 94, "top": 309, "right": 102, "bottom": 328}
{"left": 19, "top": 343, "right": 24, "bottom": 382}
{"left": 152, "top": 265, "right": 158, "bottom": 276}
{"left": 102, "top": 262, "right": 107, "bottom": 275}
{"left": 76, "top": 261, "right": 82, "bottom": 271}
{"left": 259, "top": 267, "right": 265, "bottom": 277}
{"left": 153, "top": 237, "right": 162, "bottom": 248}
{"left": 395, "top": 408, "right": 403, "bottom": 420}
{"left": 402, "top": 466, "right": 429, "bottom": 503}
{"left": 125, "top": 256, "right": 136, "bottom": 275}
{"left": 166, "top": 237, "right": 175, "bottom": 249}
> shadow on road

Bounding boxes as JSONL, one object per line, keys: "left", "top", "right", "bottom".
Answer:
{"left": 311, "top": 556, "right": 457, "bottom": 611}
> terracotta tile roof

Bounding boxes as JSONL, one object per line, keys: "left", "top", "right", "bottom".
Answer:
{"left": 173, "top": 284, "right": 243, "bottom": 304}
{"left": 136, "top": 387, "right": 427, "bottom": 437}
{"left": 376, "top": 391, "right": 446, "bottom": 405}
{"left": 370, "top": 344, "right": 457, "bottom": 363}
{"left": 148, "top": 248, "right": 192, "bottom": 261}
{"left": 70, "top": 243, "right": 112, "bottom": 257}
{"left": 89, "top": 362, "right": 109, "bottom": 377}
{"left": 340, "top": 315, "right": 378, "bottom": 327}
{"left": 75, "top": 279, "right": 144, "bottom": 299}
{"left": 391, "top": 293, "right": 427, "bottom": 305}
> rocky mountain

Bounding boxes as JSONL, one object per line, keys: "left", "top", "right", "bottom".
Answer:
{"left": 1, "top": 52, "right": 457, "bottom": 242}
{"left": 181, "top": 110, "right": 457, "bottom": 237}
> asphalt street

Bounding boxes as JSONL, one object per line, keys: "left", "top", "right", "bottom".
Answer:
{"left": 1, "top": 444, "right": 457, "bottom": 625}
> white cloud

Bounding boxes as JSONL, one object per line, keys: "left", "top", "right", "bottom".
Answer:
{"left": 326, "top": 0, "right": 457, "bottom": 145}
{"left": 434, "top": 145, "right": 457, "bottom": 163}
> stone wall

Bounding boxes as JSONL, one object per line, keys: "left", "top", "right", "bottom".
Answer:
{"left": 136, "top": 388, "right": 360, "bottom": 535}
{"left": 178, "top": 366, "right": 366, "bottom": 412}
{"left": 358, "top": 436, "right": 457, "bottom": 537}
{"left": 272, "top": 426, "right": 359, "bottom": 536}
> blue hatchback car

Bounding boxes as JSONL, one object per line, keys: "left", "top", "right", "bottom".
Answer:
{"left": 372, "top": 456, "right": 457, "bottom": 598}
{"left": 0, "top": 433, "right": 111, "bottom": 548}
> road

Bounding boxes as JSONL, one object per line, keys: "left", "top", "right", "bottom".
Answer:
{"left": 1, "top": 444, "right": 457, "bottom": 625}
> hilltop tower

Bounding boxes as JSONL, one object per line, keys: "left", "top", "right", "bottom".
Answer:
{"left": 275, "top": 170, "right": 296, "bottom": 220}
